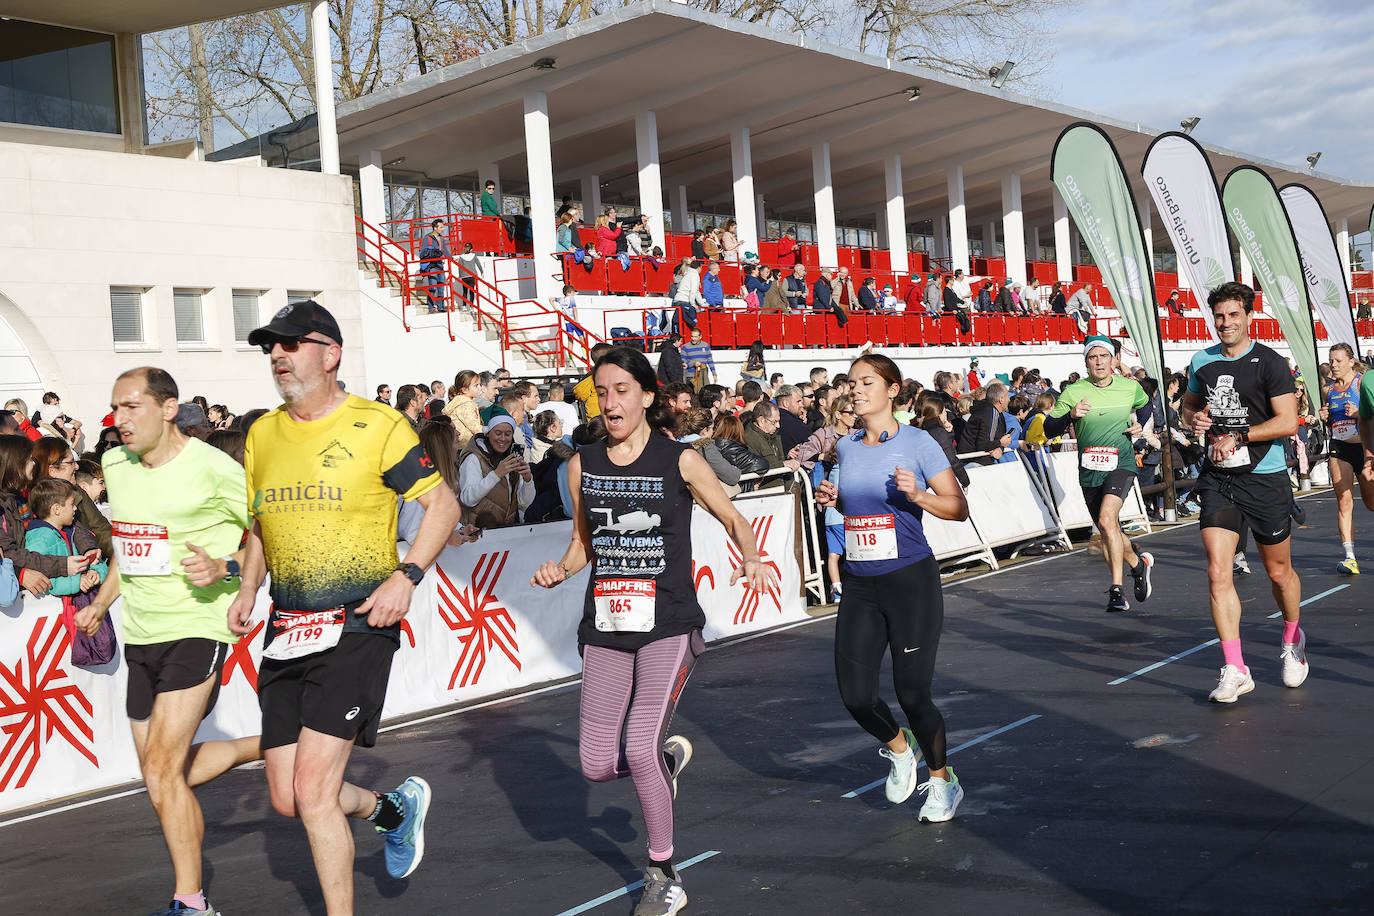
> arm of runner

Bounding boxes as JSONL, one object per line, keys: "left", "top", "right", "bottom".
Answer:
{"left": 533, "top": 452, "right": 592, "bottom": 588}
{"left": 181, "top": 542, "right": 245, "bottom": 588}
{"left": 74, "top": 561, "right": 121, "bottom": 637}
{"left": 1040, "top": 388, "right": 1083, "bottom": 439}
{"left": 357, "top": 482, "right": 460, "bottom": 629}
{"left": 1180, "top": 391, "right": 1209, "bottom": 434}
{"left": 1242, "top": 392, "right": 1299, "bottom": 443}
{"left": 895, "top": 466, "right": 968, "bottom": 521}
{"left": 680, "top": 448, "right": 777, "bottom": 593}
{"left": 228, "top": 520, "right": 266, "bottom": 636}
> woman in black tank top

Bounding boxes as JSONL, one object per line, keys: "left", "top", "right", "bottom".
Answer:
{"left": 531, "top": 347, "right": 775, "bottom": 916}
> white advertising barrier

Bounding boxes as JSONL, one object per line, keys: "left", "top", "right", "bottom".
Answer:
{"left": 1047, "top": 450, "right": 1149, "bottom": 529}
{"left": 0, "top": 493, "right": 802, "bottom": 816}
{"left": 960, "top": 461, "right": 1060, "bottom": 548}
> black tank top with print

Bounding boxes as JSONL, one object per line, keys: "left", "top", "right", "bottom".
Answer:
{"left": 577, "top": 434, "right": 703, "bottom": 651}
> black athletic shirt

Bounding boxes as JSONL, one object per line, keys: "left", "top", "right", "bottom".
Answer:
{"left": 578, "top": 434, "right": 704, "bottom": 651}
{"left": 1187, "top": 341, "right": 1295, "bottom": 475}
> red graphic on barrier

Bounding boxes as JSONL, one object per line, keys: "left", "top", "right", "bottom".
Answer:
{"left": 691, "top": 560, "right": 715, "bottom": 595}
{"left": 727, "top": 514, "right": 783, "bottom": 625}
{"left": 222, "top": 621, "right": 265, "bottom": 690}
{"left": 0, "top": 615, "right": 96, "bottom": 791}
{"left": 399, "top": 618, "right": 416, "bottom": 648}
{"left": 435, "top": 552, "right": 521, "bottom": 690}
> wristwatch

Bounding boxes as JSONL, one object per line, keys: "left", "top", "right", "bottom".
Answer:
{"left": 222, "top": 557, "right": 240, "bottom": 581}
{"left": 396, "top": 562, "right": 425, "bottom": 586}
{"left": 1235, "top": 428, "right": 1250, "bottom": 445}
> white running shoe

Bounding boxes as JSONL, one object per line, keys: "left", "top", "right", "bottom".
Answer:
{"left": 1281, "top": 630, "right": 1309, "bottom": 688}
{"left": 663, "top": 735, "right": 693, "bottom": 800}
{"left": 1208, "top": 665, "right": 1255, "bottom": 703}
{"left": 1233, "top": 553, "right": 1251, "bottom": 576}
{"left": 634, "top": 867, "right": 687, "bottom": 916}
{"left": 878, "top": 727, "right": 921, "bottom": 804}
{"left": 917, "top": 766, "right": 964, "bottom": 822}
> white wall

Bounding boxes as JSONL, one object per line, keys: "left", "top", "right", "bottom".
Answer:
{"left": 0, "top": 142, "right": 362, "bottom": 426}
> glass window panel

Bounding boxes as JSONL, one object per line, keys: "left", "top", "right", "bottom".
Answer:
{"left": 109, "top": 288, "right": 143, "bottom": 344}
{"left": 231, "top": 291, "right": 259, "bottom": 343}
{"left": 0, "top": 22, "right": 117, "bottom": 133}
{"left": 173, "top": 289, "right": 204, "bottom": 343}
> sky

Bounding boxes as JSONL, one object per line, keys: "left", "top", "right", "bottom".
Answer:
{"left": 1036, "top": 0, "right": 1374, "bottom": 247}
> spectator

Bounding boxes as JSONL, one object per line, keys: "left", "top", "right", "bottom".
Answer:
{"left": 657, "top": 332, "right": 685, "bottom": 385}
{"left": 702, "top": 225, "right": 722, "bottom": 260}
{"left": 719, "top": 220, "right": 741, "bottom": 261}
{"left": 966, "top": 357, "right": 987, "bottom": 391}
{"left": 1134, "top": 377, "right": 1166, "bottom": 519}
{"left": 785, "top": 264, "right": 810, "bottom": 311}
{"left": 556, "top": 195, "right": 575, "bottom": 218}
{"left": 744, "top": 401, "right": 798, "bottom": 480}
{"left": 397, "top": 422, "right": 480, "bottom": 547}
{"left": 458, "top": 416, "right": 534, "bottom": 528}
{"left": 882, "top": 284, "right": 899, "bottom": 311}
{"left": 1049, "top": 281, "right": 1068, "bottom": 314}
{"left": 624, "top": 215, "right": 646, "bottom": 256}
{"left": 941, "top": 278, "right": 971, "bottom": 333}
{"left": 681, "top": 326, "right": 717, "bottom": 389}
{"left": 924, "top": 273, "right": 943, "bottom": 316}
{"left": 5, "top": 398, "right": 42, "bottom": 442}
{"left": 915, "top": 392, "right": 969, "bottom": 488}
{"left": 594, "top": 212, "right": 621, "bottom": 257}
{"left": 958, "top": 381, "right": 1011, "bottom": 466}
{"left": 417, "top": 218, "right": 450, "bottom": 313}
{"left": 762, "top": 272, "right": 791, "bottom": 313}
{"left": 1009, "top": 281, "right": 1026, "bottom": 314}
{"left": 1068, "top": 282, "right": 1095, "bottom": 334}
{"left": 976, "top": 281, "right": 995, "bottom": 313}
{"left": 73, "top": 459, "right": 108, "bottom": 517}
{"left": 443, "top": 369, "right": 486, "bottom": 447}
{"left": 574, "top": 342, "right": 613, "bottom": 420}
{"left": 39, "top": 392, "right": 82, "bottom": 450}
{"left": 697, "top": 384, "right": 728, "bottom": 417}
{"left": 480, "top": 180, "right": 500, "bottom": 217}
{"left": 677, "top": 408, "right": 742, "bottom": 495}
{"left": 949, "top": 268, "right": 972, "bottom": 308}
{"left": 740, "top": 340, "right": 767, "bottom": 383}
{"left": 999, "top": 394, "right": 1031, "bottom": 464}
{"left": 792, "top": 394, "right": 854, "bottom": 472}
{"left": 32, "top": 436, "right": 112, "bottom": 559}
{"left": 556, "top": 211, "right": 578, "bottom": 253}
{"left": 375, "top": 384, "right": 392, "bottom": 405}
{"left": 431, "top": 380, "right": 447, "bottom": 401}
{"left": 206, "top": 404, "right": 234, "bottom": 429}
{"left": 1022, "top": 391, "right": 1060, "bottom": 456}
{"left": 671, "top": 260, "right": 706, "bottom": 331}
{"left": 893, "top": 380, "right": 921, "bottom": 424}
{"left": 994, "top": 279, "right": 1015, "bottom": 313}
{"left": 834, "top": 267, "right": 858, "bottom": 312}
{"left": 857, "top": 277, "right": 879, "bottom": 311}
{"left": 709, "top": 413, "right": 769, "bottom": 480}
{"left": 513, "top": 207, "right": 534, "bottom": 245}
{"left": 0, "top": 435, "right": 85, "bottom": 596}
{"left": 1163, "top": 289, "right": 1183, "bottom": 318}
{"left": 812, "top": 268, "right": 836, "bottom": 315}
{"left": 205, "top": 428, "right": 246, "bottom": 465}
{"left": 456, "top": 242, "right": 483, "bottom": 311}
{"left": 482, "top": 390, "right": 528, "bottom": 429}
{"left": 773, "top": 384, "right": 811, "bottom": 454}
{"left": 395, "top": 384, "right": 425, "bottom": 432}
{"left": 534, "top": 382, "right": 580, "bottom": 433}
{"left": 738, "top": 379, "right": 766, "bottom": 424}
{"left": 23, "top": 478, "right": 106, "bottom": 602}
{"left": 0, "top": 409, "right": 20, "bottom": 436}
{"left": 1358, "top": 298, "right": 1372, "bottom": 321}
{"left": 742, "top": 264, "right": 766, "bottom": 309}
{"left": 664, "top": 381, "right": 695, "bottom": 418}
{"left": 175, "top": 403, "right": 212, "bottom": 441}
{"left": 526, "top": 411, "right": 575, "bottom": 523}
{"left": 807, "top": 384, "right": 831, "bottom": 431}
{"left": 1023, "top": 277, "right": 1042, "bottom": 313}
{"left": 810, "top": 367, "right": 830, "bottom": 388}
{"left": 903, "top": 273, "right": 925, "bottom": 314}
{"left": 777, "top": 226, "right": 799, "bottom": 268}
{"left": 702, "top": 261, "right": 725, "bottom": 308}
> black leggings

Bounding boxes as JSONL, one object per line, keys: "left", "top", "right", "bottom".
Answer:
{"left": 834, "top": 555, "right": 947, "bottom": 770}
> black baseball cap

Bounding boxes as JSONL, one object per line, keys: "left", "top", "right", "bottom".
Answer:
{"left": 248, "top": 299, "right": 342, "bottom": 348}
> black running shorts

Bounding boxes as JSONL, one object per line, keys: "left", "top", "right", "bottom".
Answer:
{"left": 258, "top": 633, "right": 396, "bottom": 750}
{"left": 124, "top": 638, "right": 227, "bottom": 722}
{"left": 1082, "top": 468, "right": 1138, "bottom": 522}
{"left": 1330, "top": 437, "right": 1363, "bottom": 470}
{"left": 1195, "top": 470, "right": 1292, "bottom": 546}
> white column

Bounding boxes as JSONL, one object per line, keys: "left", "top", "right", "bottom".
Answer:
{"left": 755, "top": 193, "right": 767, "bottom": 238}
{"left": 1053, "top": 188, "right": 1072, "bottom": 282}
{"left": 671, "top": 185, "right": 689, "bottom": 234}
{"left": 1030, "top": 226, "right": 1041, "bottom": 264}
{"left": 634, "top": 112, "right": 665, "bottom": 252}
{"left": 1240, "top": 248, "right": 1253, "bottom": 287}
{"left": 947, "top": 164, "right": 970, "bottom": 274}
{"left": 1337, "top": 218, "right": 1353, "bottom": 288}
{"left": 884, "top": 154, "right": 908, "bottom": 275}
{"left": 310, "top": 0, "right": 339, "bottom": 175}
{"left": 479, "top": 163, "right": 502, "bottom": 212}
{"left": 578, "top": 175, "right": 601, "bottom": 220}
{"left": 935, "top": 214, "right": 950, "bottom": 260}
{"left": 874, "top": 211, "right": 888, "bottom": 248}
{"left": 1001, "top": 173, "right": 1026, "bottom": 285}
{"left": 812, "top": 142, "right": 839, "bottom": 269}
{"left": 523, "top": 91, "right": 558, "bottom": 303}
{"left": 983, "top": 221, "right": 997, "bottom": 260}
{"left": 1138, "top": 188, "right": 1154, "bottom": 270}
{"left": 729, "top": 126, "right": 759, "bottom": 257}
{"left": 360, "top": 150, "right": 385, "bottom": 227}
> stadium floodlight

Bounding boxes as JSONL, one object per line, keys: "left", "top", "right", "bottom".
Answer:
{"left": 1306, "top": 152, "right": 1322, "bottom": 171}
{"left": 907, "top": 86, "right": 921, "bottom": 102}
{"left": 1180, "top": 117, "right": 1201, "bottom": 135}
{"left": 988, "top": 61, "right": 1015, "bottom": 89}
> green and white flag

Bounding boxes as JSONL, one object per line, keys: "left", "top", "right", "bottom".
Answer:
{"left": 1052, "top": 123, "right": 1164, "bottom": 381}
{"left": 1221, "top": 166, "right": 1320, "bottom": 389}
{"left": 1141, "top": 132, "right": 1232, "bottom": 344}
{"left": 1279, "top": 183, "right": 1359, "bottom": 357}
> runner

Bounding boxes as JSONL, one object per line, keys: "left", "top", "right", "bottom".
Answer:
{"left": 228, "top": 301, "right": 461, "bottom": 915}
{"left": 531, "top": 345, "right": 774, "bottom": 916}
{"left": 813, "top": 353, "right": 970, "bottom": 822}
{"left": 1321, "top": 343, "right": 1365, "bottom": 574}
{"left": 1360, "top": 359, "right": 1374, "bottom": 511}
{"left": 1040, "top": 335, "right": 1153, "bottom": 613}
{"left": 1179, "top": 282, "right": 1304, "bottom": 704}
{"left": 74, "top": 366, "right": 258, "bottom": 916}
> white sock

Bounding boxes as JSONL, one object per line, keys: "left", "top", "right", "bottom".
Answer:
{"left": 1343, "top": 541, "right": 1356, "bottom": 560}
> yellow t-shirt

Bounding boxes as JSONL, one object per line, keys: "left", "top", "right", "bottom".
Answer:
{"left": 573, "top": 374, "right": 600, "bottom": 419}
{"left": 245, "top": 395, "right": 440, "bottom": 635}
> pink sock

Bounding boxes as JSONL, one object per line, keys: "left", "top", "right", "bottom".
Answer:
{"left": 1283, "top": 620, "right": 1300, "bottom": 644}
{"left": 173, "top": 892, "right": 206, "bottom": 911}
{"left": 1220, "top": 639, "right": 1246, "bottom": 673}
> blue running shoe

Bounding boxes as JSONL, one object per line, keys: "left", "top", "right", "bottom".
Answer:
{"left": 379, "top": 776, "right": 431, "bottom": 879}
{"left": 147, "top": 901, "right": 219, "bottom": 916}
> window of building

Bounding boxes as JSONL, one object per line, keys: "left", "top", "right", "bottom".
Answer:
{"left": 287, "top": 290, "right": 320, "bottom": 306}
{"left": 109, "top": 287, "right": 145, "bottom": 345}
{"left": 173, "top": 289, "right": 205, "bottom": 344}
{"left": 231, "top": 290, "right": 261, "bottom": 343}
{"left": 0, "top": 21, "right": 119, "bottom": 134}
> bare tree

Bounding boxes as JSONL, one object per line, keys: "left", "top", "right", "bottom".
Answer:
{"left": 853, "top": 0, "right": 1059, "bottom": 82}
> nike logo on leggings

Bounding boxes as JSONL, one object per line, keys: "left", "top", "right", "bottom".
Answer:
{"left": 903, "top": 646, "right": 920, "bottom": 653}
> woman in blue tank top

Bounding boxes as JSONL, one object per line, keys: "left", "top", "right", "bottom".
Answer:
{"left": 814, "top": 353, "right": 970, "bottom": 823}
{"left": 1322, "top": 342, "right": 1364, "bottom": 574}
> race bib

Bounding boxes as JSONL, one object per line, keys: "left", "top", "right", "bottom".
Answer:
{"left": 1210, "top": 433, "right": 1251, "bottom": 469}
{"left": 594, "top": 579, "right": 656, "bottom": 633}
{"left": 112, "top": 521, "right": 171, "bottom": 576}
{"left": 845, "top": 515, "right": 898, "bottom": 562}
{"left": 1080, "top": 446, "right": 1119, "bottom": 472}
{"left": 263, "top": 609, "right": 345, "bottom": 661}
{"left": 1333, "top": 419, "right": 1357, "bottom": 441}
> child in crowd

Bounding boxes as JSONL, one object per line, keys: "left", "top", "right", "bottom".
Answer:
{"left": 24, "top": 478, "right": 107, "bottom": 599}
{"left": 812, "top": 444, "right": 845, "bottom": 602}
{"left": 74, "top": 459, "right": 109, "bottom": 520}
{"left": 550, "top": 283, "right": 582, "bottom": 336}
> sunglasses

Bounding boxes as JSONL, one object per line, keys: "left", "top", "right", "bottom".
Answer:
{"left": 260, "top": 336, "right": 333, "bottom": 355}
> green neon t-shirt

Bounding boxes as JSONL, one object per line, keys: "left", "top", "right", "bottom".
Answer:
{"left": 1050, "top": 375, "right": 1149, "bottom": 485}
{"left": 1360, "top": 370, "right": 1374, "bottom": 421}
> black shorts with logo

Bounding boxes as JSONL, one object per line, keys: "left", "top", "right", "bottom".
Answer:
{"left": 1330, "top": 437, "right": 1363, "bottom": 470}
{"left": 1196, "top": 469, "right": 1292, "bottom": 546}
{"left": 1082, "top": 468, "right": 1138, "bottom": 522}
{"left": 124, "top": 638, "right": 227, "bottom": 721}
{"left": 258, "top": 633, "right": 397, "bottom": 750}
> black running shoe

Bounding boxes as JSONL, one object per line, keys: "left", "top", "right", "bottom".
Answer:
{"left": 1106, "top": 585, "right": 1129, "bottom": 613}
{"left": 1131, "top": 552, "right": 1153, "bottom": 603}
{"left": 1291, "top": 498, "right": 1306, "bottom": 527}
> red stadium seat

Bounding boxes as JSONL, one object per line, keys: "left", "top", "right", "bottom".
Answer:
{"left": 563, "top": 256, "right": 605, "bottom": 294}
{"left": 719, "top": 263, "right": 743, "bottom": 295}
{"left": 902, "top": 314, "right": 925, "bottom": 346}
{"left": 801, "top": 245, "right": 820, "bottom": 269}
{"left": 940, "top": 315, "right": 959, "bottom": 345}
{"left": 783, "top": 314, "right": 805, "bottom": 347}
{"left": 605, "top": 258, "right": 644, "bottom": 294}
{"left": 735, "top": 312, "right": 761, "bottom": 346}
{"left": 667, "top": 234, "right": 694, "bottom": 262}
{"left": 846, "top": 314, "right": 868, "bottom": 346}
{"left": 804, "top": 314, "right": 828, "bottom": 347}
{"left": 461, "top": 218, "right": 505, "bottom": 255}
{"left": 824, "top": 313, "right": 846, "bottom": 345}
{"left": 694, "top": 309, "right": 713, "bottom": 341}
{"left": 757, "top": 239, "right": 779, "bottom": 264}
{"left": 872, "top": 250, "right": 891, "bottom": 273}
{"left": 643, "top": 259, "right": 673, "bottom": 295}
{"left": 708, "top": 311, "right": 736, "bottom": 348}
{"left": 759, "top": 314, "right": 784, "bottom": 347}
{"left": 1016, "top": 316, "right": 1033, "bottom": 343}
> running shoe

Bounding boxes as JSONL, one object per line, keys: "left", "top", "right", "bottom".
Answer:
{"left": 1183, "top": 500, "right": 1201, "bottom": 515}
{"left": 1131, "top": 552, "right": 1154, "bottom": 603}
{"left": 148, "top": 902, "right": 220, "bottom": 916}
{"left": 1290, "top": 499, "right": 1307, "bottom": 527}
{"left": 1233, "top": 553, "right": 1251, "bottom": 576}
{"left": 1208, "top": 665, "right": 1255, "bottom": 704}
{"left": 1106, "top": 584, "right": 1129, "bottom": 613}
{"left": 1337, "top": 557, "right": 1360, "bottom": 575}
{"left": 917, "top": 767, "right": 964, "bottom": 823}
{"left": 379, "top": 776, "right": 431, "bottom": 879}
{"left": 831, "top": 582, "right": 843, "bottom": 601}
{"left": 1281, "top": 629, "right": 1309, "bottom": 688}
{"left": 663, "top": 735, "right": 693, "bottom": 800}
{"left": 634, "top": 867, "right": 687, "bottom": 916}
{"left": 878, "top": 727, "right": 921, "bottom": 804}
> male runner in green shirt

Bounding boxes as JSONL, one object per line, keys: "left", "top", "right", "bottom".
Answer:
{"left": 1358, "top": 369, "right": 1374, "bottom": 511}
{"left": 1043, "top": 336, "right": 1153, "bottom": 613}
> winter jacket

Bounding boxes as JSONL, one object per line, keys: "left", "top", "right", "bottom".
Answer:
{"left": 692, "top": 439, "right": 743, "bottom": 486}
{"left": 919, "top": 422, "right": 970, "bottom": 488}
{"left": 762, "top": 279, "right": 791, "bottom": 313}
{"left": 812, "top": 277, "right": 833, "bottom": 310}
{"left": 443, "top": 394, "right": 485, "bottom": 447}
{"left": 23, "top": 520, "right": 106, "bottom": 596}
{"left": 857, "top": 285, "right": 879, "bottom": 311}
{"left": 0, "top": 490, "right": 71, "bottom": 582}
{"left": 657, "top": 343, "right": 685, "bottom": 385}
{"left": 713, "top": 438, "right": 768, "bottom": 477}
{"left": 76, "top": 488, "right": 113, "bottom": 560}
{"left": 595, "top": 224, "right": 622, "bottom": 257}
{"left": 776, "top": 236, "right": 798, "bottom": 268}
